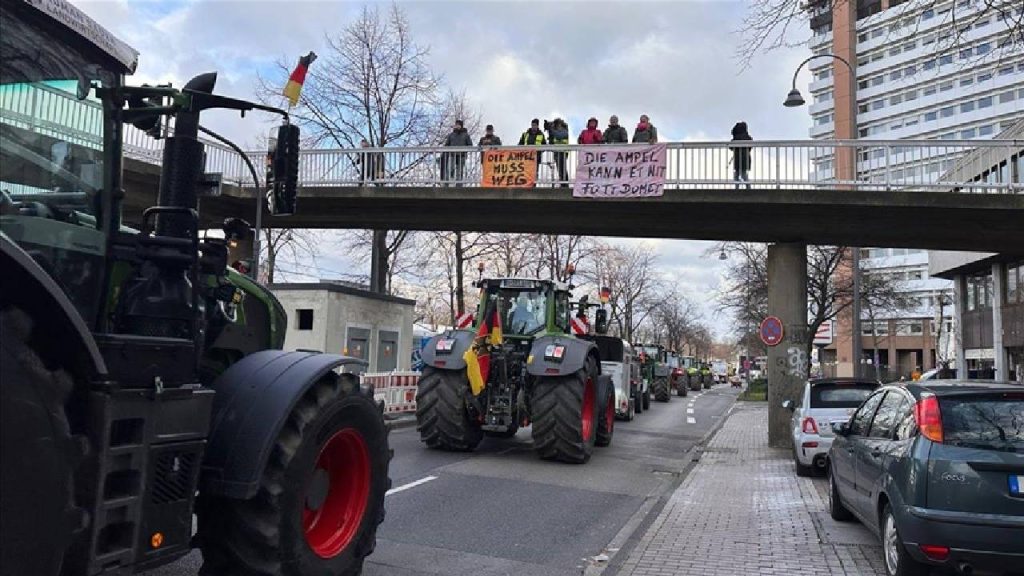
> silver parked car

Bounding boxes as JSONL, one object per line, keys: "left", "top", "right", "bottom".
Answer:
{"left": 784, "top": 377, "right": 880, "bottom": 476}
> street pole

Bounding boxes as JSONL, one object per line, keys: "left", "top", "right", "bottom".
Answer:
{"left": 252, "top": 177, "right": 263, "bottom": 282}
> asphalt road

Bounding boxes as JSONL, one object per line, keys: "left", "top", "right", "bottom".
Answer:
{"left": 146, "top": 385, "right": 741, "bottom": 576}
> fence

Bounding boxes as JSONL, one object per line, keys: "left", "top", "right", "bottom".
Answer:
{"left": 361, "top": 371, "right": 420, "bottom": 414}
{"left": 3, "top": 81, "right": 1022, "bottom": 194}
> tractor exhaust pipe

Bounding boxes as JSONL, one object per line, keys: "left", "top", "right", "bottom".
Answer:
{"left": 156, "top": 72, "right": 217, "bottom": 239}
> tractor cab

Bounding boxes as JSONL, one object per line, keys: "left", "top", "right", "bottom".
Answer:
{"left": 473, "top": 277, "right": 572, "bottom": 339}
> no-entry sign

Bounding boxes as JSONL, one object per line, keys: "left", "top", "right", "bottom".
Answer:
{"left": 760, "top": 316, "right": 784, "bottom": 347}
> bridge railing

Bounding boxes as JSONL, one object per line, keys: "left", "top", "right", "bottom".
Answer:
{"left": 289, "top": 141, "right": 1023, "bottom": 194}
{"left": 3, "top": 82, "right": 1020, "bottom": 193}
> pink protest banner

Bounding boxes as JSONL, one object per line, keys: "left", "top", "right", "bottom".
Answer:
{"left": 573, "top": 144, "right": 667, "bottom": 198}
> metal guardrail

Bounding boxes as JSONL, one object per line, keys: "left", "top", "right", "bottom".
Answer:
{"left": 3, "top": 82, "right": 1022, "bottom": 194}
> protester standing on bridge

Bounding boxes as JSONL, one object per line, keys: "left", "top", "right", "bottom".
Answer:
{"left": 546, "top": 118, "right": 570, "bottom": 187}
{"left": 478, "top": 124, "right": 502, "bottom": 164}
{"left": 358, "top": 138, "right": 384, "bottom": 186}
{"left": 730, "top": 121, "right": 753, "bottom": 189}
{"left": 603, "top": 115, "right": 629, "bottom": 144}
{"left": 518, "top": 119, "right": 547, "bottom": 185}
{"left": 443, "top": 119, "right": 473, "bottom": 185}
{"left": 578, "top": 117, "right": 604, "bottom": 145}
{"left": 632, "top": 115, "right": 658, "bottom": 144}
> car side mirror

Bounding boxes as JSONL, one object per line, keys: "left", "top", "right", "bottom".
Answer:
{"left": 831, "top": 421, "right": 850, "bottom": 436}
{"left": 267, "top": 124, "right": 299, "bottom": 216}
{"left": 781, "top": 400, "right": 794, "bottom": 411}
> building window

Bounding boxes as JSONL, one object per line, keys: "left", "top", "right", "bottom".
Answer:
{"left": 891, "top": 70, "right": 903, "bottom": 81}
{"left": 979, "top": 124, "right": 994, "bottom": 136}
{"left": 999, "top": 65, "right": 1014, "bottom": 76}
{"left": 891, "top": 94, "right": 903, "bottom": 105}
{"left": 940, "top": 105, "right": 956, "bottom": 117}
{"left": 871, "top": 76, "right": 884, "bottom": 86}
{"left": 922, "top": 8, "right": 934, "bottom": 19}
{"left": 923, "top": 59, "right": 937, "bottom": 71}
{"left": 924, "top": 111, "right": 938, "bottom": 122}
{"left": 978, "top": 96, "right": 992, "bottom": 109}
{"left": 961, "top": 127, "right": 976, "bottom": 139}
{"left": 940, "top": 54, "right": 953, "bottom": 65}
{"left": 864, "top": 321, "right": 889, "bottom": 336}
{"left": 896, "top": 320, "right": 924, "bottom": 336}
{"left": 872, "top": 99, "right": 885, "bottom": 110}
{"left": 960, "top": 77, "right": 974, "bottom": 88}
{"left": 939, "top": 81, "right": 954, "bottom": 92}
{"left": 903, "top": 41, "right": 917, "bottom": 51}
{"left": 1000, "top": 90, "right": 1015, "bottom": 104}
{"left": 859, "top": 32, "right": 870, "bottom": 43}
{"left": 905, "top": 89, "right": 918, "bottom": 101}
{"left": 960, "top": 101, "right": 975, "bottom": 113}
{"left": 297, "top": 309, "right": 314, "bottom": 330}
{"left": 977, "top": 72, "right": 992, "bottom": 82}
{"left": 976, "top": 42, "right": 991, "bottom": 55}
{"left": 872, "top": 28, "right": 885, "bottom": 38}
{"left": 904, "top": 64, "right": 917, "bottom": 77}
{"left": 924, "top": 84, "right": 937, "bottom": 96}
{"left": 1008, "top": 262, "right": 1022, "bottom": 304}
{"left": 960, "top": 48, "right": 973, "bottom": 59}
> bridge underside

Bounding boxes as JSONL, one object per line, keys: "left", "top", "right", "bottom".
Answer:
{"left": 123, "top": 159, "right": 1024, "bottom": 253}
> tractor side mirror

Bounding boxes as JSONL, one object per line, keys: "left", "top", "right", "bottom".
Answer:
{"left": 268, "top": 124, "right": 300, "bottom": 216}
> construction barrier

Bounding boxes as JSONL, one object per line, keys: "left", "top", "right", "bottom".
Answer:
{"left": 361, "top": 371, "right": 420, "bottom": 414}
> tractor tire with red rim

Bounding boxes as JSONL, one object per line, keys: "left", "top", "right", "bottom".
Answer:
{"left": 652, "top": 376, "right": 670, "bottom": 403}
{"left": 197, "top": 373, "right": 390, "bottom": 576}
{"left": 0, "top": 308, "right": 86, "bottom": 576}
{"left": 531, "top": 360, "right": 598, "bottom": 464}
{"left": 595, "top": 376, "right": 615, "bottom": 447}
{"left": 415, "top": 367, "right": 483, "bottom": 451}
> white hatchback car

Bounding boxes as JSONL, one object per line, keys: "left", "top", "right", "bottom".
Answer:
{"left": 783, "top": 378, "right": 880, "bottom": 476}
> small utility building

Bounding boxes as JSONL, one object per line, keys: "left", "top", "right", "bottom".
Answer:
{"left": 270, "top": 281, "right": 416, "bottom": 372}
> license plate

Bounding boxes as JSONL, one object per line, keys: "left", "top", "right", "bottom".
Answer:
{"left": 1011, "top": 475, "right": 1024, "bottom": 497}
{"left": 1007, "top": 473, "right": 1024, "bottom": 496}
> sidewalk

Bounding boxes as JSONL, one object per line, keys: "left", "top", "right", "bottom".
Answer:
{"left": 615, "top": 403, "right": 885, "bottom": 576}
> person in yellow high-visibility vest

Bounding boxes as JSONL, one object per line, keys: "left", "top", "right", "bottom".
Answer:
{"left": 518, "top": 119, "right": 546, "bottom": 185}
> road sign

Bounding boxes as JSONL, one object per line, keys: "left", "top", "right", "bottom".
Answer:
{"left": 813, "top": 320, "right": 834, "bottom": 346}
{"left": 759, "top": 316, "right": 784, "bottom": 347}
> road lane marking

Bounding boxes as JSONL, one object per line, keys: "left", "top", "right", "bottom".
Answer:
{"left": 686, "top": 408, "right": 694, "bottom": 414}
{"left": 687, "top": 417, "right": 696, "bottom": 424}
{"left": 386, "top": 475, "right": 437, "bottom": 496}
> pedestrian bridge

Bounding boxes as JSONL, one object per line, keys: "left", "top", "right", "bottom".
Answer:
{"left": 120, "top": 138, "right": 1024, "bottom": 253}
{"left": 2, "top": 82, "right": 1021, "bottom": 252}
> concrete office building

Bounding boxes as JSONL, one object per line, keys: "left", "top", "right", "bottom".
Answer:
{"left": 805, "top": 0, "right": 1024, "bottom": 377}
{"left": 271, "top": 281, "right": 416, "bottom": 373}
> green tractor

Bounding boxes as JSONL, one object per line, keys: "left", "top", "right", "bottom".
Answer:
{"left": 636, "top": 344, "right": 671, "bottom": 403}
{"left": 416, "top": 277, "right": 615, "bottom": 463}
{"left": 666, "top": 351, "right": 689, "bottom": 398}
{"left": 687, "top": 361, "right": 703, "bottom": 392}
{"left": 1, "top": 3, "right": 389, "bottom": 575}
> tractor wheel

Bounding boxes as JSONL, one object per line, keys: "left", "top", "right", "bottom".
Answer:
{"left": 414, "top": 367, "right": 483, "bottom": 451}
{"left": 1, "top": 308, "right": 86, "bottom": 576}
{"left": 595, "top": 380, "right": 614, "bottom": 447}
{"left": 676, "top": 380, "right": 687, "bottom": 397}
{"left": 653, "top": 377, "right": 670, "bottom": 403}
{"left": 642, "top": 389, "right": 651, "bottom": 411}
{"left": 531, "top": 361, "right": 598, "bottom": 464}
{"left": 622, "top": 397, "right": 635, "bottom": 421}
{"left": 197, "top": 373, "right": 390, "bottom": 576}
{"left": 633, "top": 390, "right": 643, "bottom": 414}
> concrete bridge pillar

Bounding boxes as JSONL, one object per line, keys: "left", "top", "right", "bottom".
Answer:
{"left": 767, "top": 242, "right": 809, "bottom": 448}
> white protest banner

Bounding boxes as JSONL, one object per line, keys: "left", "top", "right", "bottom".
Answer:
{"left": 573, "top": 144, "right": 668, "bottom": 198}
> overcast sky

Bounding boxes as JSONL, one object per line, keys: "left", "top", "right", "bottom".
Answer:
{"left": 79, "top": 0, "right": 816, "bottom": 339}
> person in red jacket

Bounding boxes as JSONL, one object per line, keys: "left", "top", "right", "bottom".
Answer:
{"left": 577, "top": 117, "right": 604, "bottom": 145}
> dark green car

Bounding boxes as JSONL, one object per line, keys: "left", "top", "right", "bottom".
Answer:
{"left": 826, "top": 380, "right": 1024, "bottom": 576}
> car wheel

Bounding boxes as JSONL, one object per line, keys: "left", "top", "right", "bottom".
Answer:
{"left": 827, "top": 464, "right": 853, "bottom": 521}
{"left": 882, "top": 504, "right": 928, "bottom": 576}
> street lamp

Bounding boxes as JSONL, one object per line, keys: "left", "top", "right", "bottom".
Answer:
{"left": 783, "top": 53, "right": 864, "bottom": 378}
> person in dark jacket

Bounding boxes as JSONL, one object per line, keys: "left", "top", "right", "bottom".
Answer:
{"left": 357, "top": 138, "right": 384, "bottom": 186}
{"left": 518, "top": 119, "right": 547, "bottom": 184}
{"left": 632, "top": 114, "right": 658, "bottom": 144}
{"left": 578, "top": 117, "right": 604, "bottom": 145}
{"left": 731, "top": 121, "right": 752, "bottom": 189}
{"left": 443, "top": 120, "right": 473, "bottom": 184}
{"left": 546, "top": 118, "right": 570, "bottom": 187}
{"left": 603, "top": 115, "right": 628, "bottom": 144}
{"left": 478, "top": 124, "right": 502, "bottom": 147}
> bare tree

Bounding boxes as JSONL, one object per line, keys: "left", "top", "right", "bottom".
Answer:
{"left": 260, "top": 228, "right": 323, "bottom": 284}
{"left": 582, "top": 242, "right": 662, "bottom": 342}
{"left": 430, "top": 232, "right": 497, "bottom": 316}
{"left": 530, "top": 235, "right": 594, "bottom": 282}
{"left": 258, "top": 3, "right": 481, "bottom": 292}
{"left": 712, "top": 242, "right": 917, "bottom": 374}
{"left": 737, "top": 0, "right": 1024, "bottom": 69}
{"left": 489, "top": 234, "right": 535, "bottom": 277}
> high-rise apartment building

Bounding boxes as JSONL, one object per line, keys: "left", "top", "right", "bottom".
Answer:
{"left": 804, "top": 0, "right": 1024, "bottom": 378}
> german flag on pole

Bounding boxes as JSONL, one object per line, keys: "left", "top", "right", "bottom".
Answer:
{"left": 463, "top": 297, "right": 503, "bottom": 396}
{"left": 282, "top": 51, "right": 317, "bottom": 107}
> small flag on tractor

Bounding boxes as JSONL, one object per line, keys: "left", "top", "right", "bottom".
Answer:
{"left": 463, "top": 298, "right": 503, "bottom": 396}
{"left": 282, "top": 51, "right": 317, "bottom": 107}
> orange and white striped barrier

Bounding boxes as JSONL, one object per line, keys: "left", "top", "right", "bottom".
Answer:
{"left": 361, "top": 371, "right": 421, "bottom": 414}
